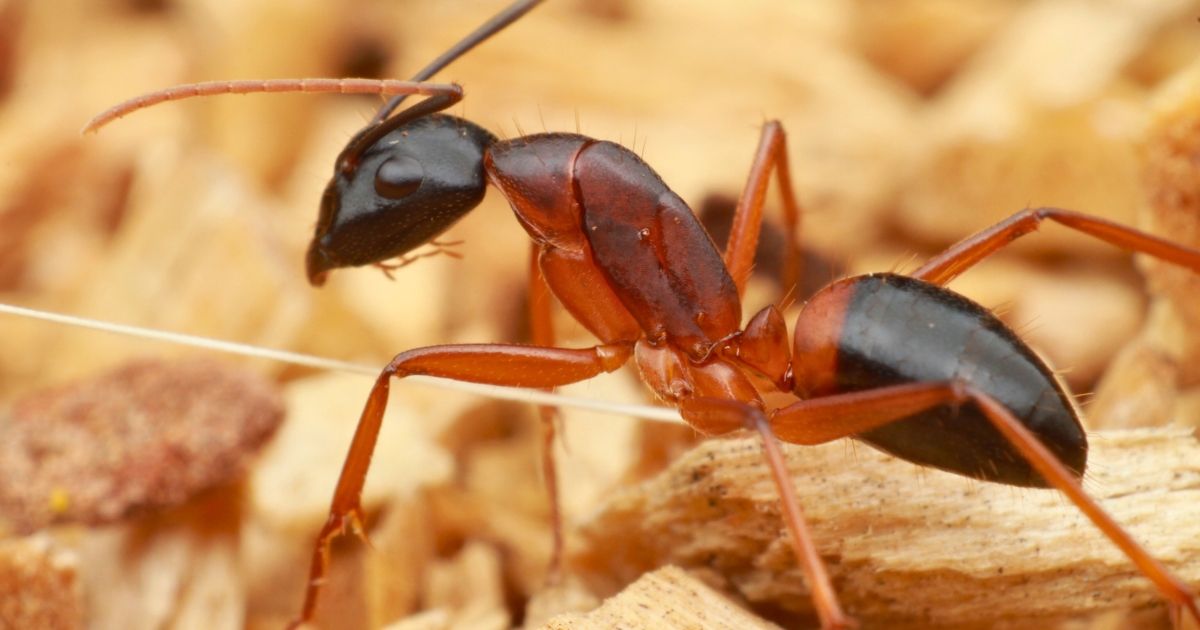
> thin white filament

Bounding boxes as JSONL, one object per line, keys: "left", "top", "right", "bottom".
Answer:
{"left": 0, "top": 302, "right": 684, "bottom": 424}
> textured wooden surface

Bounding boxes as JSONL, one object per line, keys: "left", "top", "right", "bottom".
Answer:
{"left": 538, "top": 566, "right": 783, "bottom": 630}
{"left": 574, "top": 428, "right": 1200, "bottom": 627}
{"left": 0, "top": 535, "right": 80, "bottom": 630}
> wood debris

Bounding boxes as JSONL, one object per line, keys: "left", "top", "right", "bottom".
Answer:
{"left": 1092, "top": 55, "right": 1200, "bottom": 431}
{"left": 0, "top": 358, "right": 283, "bottom": 535}
{"left": 0, "top": 534, "right": 80, "bottom": 630}
{"left": 573, "top": 428, "right": 1200, "bottom": 627}
{"left": 77, "top": 485, "right": 245, "bottom": 630}
{"left": 536, "top": 566, "right": 782, "bottom": 630}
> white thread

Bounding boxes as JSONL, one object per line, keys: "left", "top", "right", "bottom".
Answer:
{"left": 0, "top": 302, "right": 684, "bottom": 424}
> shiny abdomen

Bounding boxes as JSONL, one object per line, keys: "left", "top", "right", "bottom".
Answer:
{"left": 792, "top": 273, "right": 1087, "bottom": 488}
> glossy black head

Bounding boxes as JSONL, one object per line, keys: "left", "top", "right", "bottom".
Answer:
{"left": 306, "top": 113, "right": 497, "bottom": 285}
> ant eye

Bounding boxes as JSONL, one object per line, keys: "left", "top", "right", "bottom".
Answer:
{"left": 374, "top": 155, "right": 424, "bottom": 199}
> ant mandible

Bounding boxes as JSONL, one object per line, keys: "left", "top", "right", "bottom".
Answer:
{"left": 84, "top": 0, "right": 1200, "bottom": 627}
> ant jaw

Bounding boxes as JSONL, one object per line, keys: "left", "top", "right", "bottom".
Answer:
{"left": 305, "top": 243, "right": 336, "bottom": 287}
{"left": 308, "top": 270, "right": 330, "bottom": 287}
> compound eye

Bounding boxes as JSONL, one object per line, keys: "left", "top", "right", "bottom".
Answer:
{"left": 374, "top": 155, "right": 424, "bottom": 200}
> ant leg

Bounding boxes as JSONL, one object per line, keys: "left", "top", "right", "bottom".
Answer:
{"left": 291, "top": 340, "right": 633, "bottom": 629}
{"left": 690, "top": 381, "right": 960, "bottom": 444}
{"left": 759, "top": 382, "right": 1200, "bottom": 623}
{"left": 679, "top": 397, "right": 855, "bottom": 630}
{"left": 374, "top": 241, "right": 466, "bottom": 279}
{"left": 965, "top": 386, "right": 1200, "bottom": 625}
{"left": 528, "top": 245, "right": 566, "bottom": 583}
{"left": 724, "top": 121, "right": 803, "bottom": 297}
{"left": 911, "top": 207, "right": 1200, "bottom": 286}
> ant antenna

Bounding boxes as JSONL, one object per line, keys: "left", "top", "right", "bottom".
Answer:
{"left": 372, "top": 0, "right": 547, "bottom": 123}
{"left": 82, "top": 80, "right": 460, "bottom": 134}
{"left": 82, "top": 0, "right": 546, "bottom": 134}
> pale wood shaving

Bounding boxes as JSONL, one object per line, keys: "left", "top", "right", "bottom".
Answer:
{"left": 76, "top": 485, "right": 244, "bottom": 630}
{"left": 522, "top": 576, "right": 601, "bottom": 629}
{"left": 0, "top": 534, "right": 80, "bottom": 630}
{"left": 249, "top": 371, "right": 454, "bottom": 531}
{"left": 537, "top": 565, "right": 783, "bottom": 630}
{"left": 424, "top": 540, "right": 511, "bottom": 630}
{"left": 895, "top": 0, "right": 1191, "bottom": 254}
{"left": 367, "top": 495, "right": 437, "bottom": 628}
{"left": 574, "top": 428, "right": 1200, "bottom": 627}
{"left": 854, "top": 0, "right": 1017, "bottom": 95}
{"left": 383, "top": 609, "right": 452, "bottom": 630}
{"left": 1091, "top": 336, "right": 1180, "bottom": 430}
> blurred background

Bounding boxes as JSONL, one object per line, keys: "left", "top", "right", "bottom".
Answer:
{"left": 1, "top": 0, "right": 1200, "bottom": 628}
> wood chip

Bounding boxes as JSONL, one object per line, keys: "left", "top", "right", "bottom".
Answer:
{"left": 854, "top": 0, "right": 1016, "bottom": 95}
{"left": 424, "top": 540, "right": 511, "bottom": 630}
{"left": 0, "top": 534, "right": 80, "bottom": 630}
{"left": 895, "top": 0, "right": 1192, "bottom": 254}
{"left": 1139, "top": 56, "right": 1200, "bottom": 385}
{"left": 366, "top": 494, "right": 437, "bottom": 628}
{"left": 1094, "top": 54, "right": 1200, "bottom": 431}
{"left": 1089, "top": 336, "right": 1180, "bottom": 430}
{"left": 573, "top": 428, "right": 1200, "bottom": 627}
{"left": 522, "top": 576, "right": 601, "bottom": 629}
{"left": 249, "top": 371, "right": 454, "bottom": 531}
{"left": 537, "top": 565, "right": 781, "bottom": 630}
{"left": 77, "top": 485, "right": 244, "bottom": 630}
{"left": 0, "top": 359, "right": 283, "bottom": 535}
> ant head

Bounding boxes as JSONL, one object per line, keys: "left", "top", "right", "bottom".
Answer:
{"left": 306, "top": 113, "right": 497, "bottom": 285}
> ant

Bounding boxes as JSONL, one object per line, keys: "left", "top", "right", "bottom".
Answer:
{"left": 84, "top": 0, "right": 1200, "bottom": 628}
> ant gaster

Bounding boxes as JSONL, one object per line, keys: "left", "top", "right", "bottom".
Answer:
{"left": 85, "top": 0, "right": 1200, "bottom": 627}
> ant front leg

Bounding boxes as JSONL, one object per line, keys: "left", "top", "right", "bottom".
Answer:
{"left": 761, "top": 382, "right": 1200, "bottom": 624}
{"left": 527, "top": 245, "right": 566, "bottom": 583}
{"left": 910, "top": 207, "right": 1200, "bottom": 285}
{"left": 724, "top": 121, "right": 803, "bottom": 297}
{"left": 291, "top": 341, "right": 633, "bottom": 628}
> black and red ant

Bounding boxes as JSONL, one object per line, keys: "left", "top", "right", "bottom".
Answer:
{"left": 84, "top": 0, "right": 1200, "bottom": 627}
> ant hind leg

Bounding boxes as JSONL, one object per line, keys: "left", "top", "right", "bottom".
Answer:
{"left": 764, "top": 381, "right": 1200, "bottom": 625}
{"left": 910, "top": 207, "right": 1200, "bottom": 286}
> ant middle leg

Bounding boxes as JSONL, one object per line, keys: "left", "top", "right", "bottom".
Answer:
{"left": 910, "top": 207, "right": 1200, "bottom": 286}
{"left": 292, "top": 340, "right": 633, "bottom": 628}
{"left": 678, "top": 396, "right": 855, "bottom": 630}
{"left": 724, "top": 121, "right": 803, "bottom": 297}
{"left": 527, "top": 244, "right": 566, "bottom": 583}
